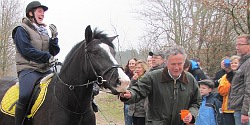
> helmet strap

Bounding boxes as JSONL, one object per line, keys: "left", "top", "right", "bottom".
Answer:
{"left": 31, "top": 11, "right": 40, "bottom": 25}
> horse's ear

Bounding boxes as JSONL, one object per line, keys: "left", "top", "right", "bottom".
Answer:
{"left": 85, "top": 25, "right": 92, "bottom": 44}
{"left": 109, "top": 35, "right": 119, "bottom": 42}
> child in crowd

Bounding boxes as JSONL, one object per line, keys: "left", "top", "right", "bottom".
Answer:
{"left": 218, "top": 55, "right": 240, "bottom": 125}
{"left": 195, "top": 79, "right": 222, "bottom": 125}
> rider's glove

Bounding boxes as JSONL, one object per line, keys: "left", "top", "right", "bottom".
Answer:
{"left": 49, "top": 24, "right": 58, "bottom": 39}
{"left": 48, "top": 56, "right": 58, "bottom": 66}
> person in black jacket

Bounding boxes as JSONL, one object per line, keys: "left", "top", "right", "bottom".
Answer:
{"left": 188, "top": 59, "right": 207, "bottom": 81}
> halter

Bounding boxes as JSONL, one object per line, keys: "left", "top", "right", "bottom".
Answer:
{"left": 54, "top": 40, "right": 121, "bottom": 114}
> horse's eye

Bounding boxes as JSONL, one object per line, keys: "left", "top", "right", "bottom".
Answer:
{"left": 92, "top": 50, "right": 99, "bottom": 55}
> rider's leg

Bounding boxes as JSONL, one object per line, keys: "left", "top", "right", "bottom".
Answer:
{"left": 15, "top": 70, "right": 48, "bottom": 125}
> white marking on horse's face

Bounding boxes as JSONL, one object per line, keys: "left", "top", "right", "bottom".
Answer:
{"left": 99, "top": 43, "right": 130, "bottom": 92}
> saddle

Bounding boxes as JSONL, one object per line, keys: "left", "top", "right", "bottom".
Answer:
{"left": 0, "top": 73, "right": 54, "bottom": 118}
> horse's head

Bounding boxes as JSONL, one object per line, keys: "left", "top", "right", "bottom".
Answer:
{"left": 83, "top": 25, "right": 130, "bottom": 94}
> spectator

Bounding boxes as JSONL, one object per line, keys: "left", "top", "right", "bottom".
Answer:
{"left": 213, "top": 56, "right": 230, "bottom": 88}
{"left": 188, "top": 59, "right": 207, "bottom": 81}
{"left": 144, "top": 51, "right": 165, "bottom": 119}
{"left": 120, "top": 46, "right": 201, "bottom": 125}
{"left": 218, "top": 55, "right": 240, "bottom": 125}
{"left": 184, "top": 58, "right": 191, "bottom": 71}
{"left": 146, "top": 54, "right": 153, "bottom": 69}
{"left": 190, "top": 58, "right": 202, "bottom": 69}
{"left": 149, "top": 51, "right": 165, "bottom": 71}
{"left": 123, "top": 58, "right": 137, "bottom": 125}
{"left": 124, "top": 58, "right": 137, "bottom": 79}
{"left": 128, "top": 60, "right": 149, "bottom": 125}
{"left": 195, "top": 79, "right": 222, "bottom": 125}
{"left": 228, "top": 34, "right": 250, "bottom": 125}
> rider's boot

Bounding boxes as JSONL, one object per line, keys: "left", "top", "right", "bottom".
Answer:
{"left": 15, "top": 101, "right": 27, "bottom": 125}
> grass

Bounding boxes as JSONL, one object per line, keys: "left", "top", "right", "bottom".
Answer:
{"left": 95, "top": 91, "right": 124, "bottom": 125}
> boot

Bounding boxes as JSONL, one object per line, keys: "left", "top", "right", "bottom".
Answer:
{"left": 15, "top": 102, "right": 27, "bottom": 125}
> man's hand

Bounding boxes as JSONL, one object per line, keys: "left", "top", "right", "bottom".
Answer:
{"left": 183, "top": 113, "right": 192, "bottom": 124}
{"left": 49, "top": 24, "right": 58, "bottom": 39}
{"left": 120, "top": 90, "right": 132, "bottom": 99}
{"left": 241, "top": 114, "right": 249, "bottom": 124}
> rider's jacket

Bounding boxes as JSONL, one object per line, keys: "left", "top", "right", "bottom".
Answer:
{"left": 13, "top": 17, "right": 60, "bottom": 73}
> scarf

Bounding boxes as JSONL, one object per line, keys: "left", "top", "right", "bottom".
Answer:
{"left": 33, "top": 23, "right": 49, "bottom": 36}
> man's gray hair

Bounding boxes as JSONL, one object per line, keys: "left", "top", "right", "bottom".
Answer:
{"left": 165, "top": 46, "right": 187, "bottom": 60}
{"left": 237, "top": 34, "right": 250, "bottom": 44}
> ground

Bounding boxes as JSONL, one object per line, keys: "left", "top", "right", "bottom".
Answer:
{"left": 95, "top": 91, "right": 124, "bottom": 125}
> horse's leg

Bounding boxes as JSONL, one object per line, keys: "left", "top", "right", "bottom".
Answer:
{"left": 81, "top": 111, "right": 96, "bottom": 125}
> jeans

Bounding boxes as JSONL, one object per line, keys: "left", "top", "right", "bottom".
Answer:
{"left": 18, "top": 69, "right": 51, "bottom": 105}
{"left": 234, "top": 111, "right": 248, "bottom": 125}
{"left": 124, "top": 104, "right": 133, "bottom": 125}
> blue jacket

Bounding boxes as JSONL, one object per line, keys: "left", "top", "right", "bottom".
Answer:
{"left": 196, "top": 93, "right": 222, "bottom": 125}
{"left": 188, "top": 60, "right": 207, "bottom": 81}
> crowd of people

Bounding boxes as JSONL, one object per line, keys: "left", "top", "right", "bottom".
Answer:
{"left": 120, "top": 34, "right": 250, "bottom": 125}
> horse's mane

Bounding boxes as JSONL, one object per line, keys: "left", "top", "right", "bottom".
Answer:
{"left": 61, "top": 28, "right": 115, "bottom": 71}
{"left": 92, "top": 28, "right": 115, "bottom": 49}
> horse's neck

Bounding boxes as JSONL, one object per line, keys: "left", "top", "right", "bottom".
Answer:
{"left": 50, "top": 75, "right": 93, "bottom": 109}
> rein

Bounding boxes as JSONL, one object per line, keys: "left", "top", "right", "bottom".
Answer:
{"left": 55, "top": 72, "right": 97, "bottom": 90}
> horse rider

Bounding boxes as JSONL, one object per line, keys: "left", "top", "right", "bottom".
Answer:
{"left": 12, "top": 1, "right": 60, "bottom": 125}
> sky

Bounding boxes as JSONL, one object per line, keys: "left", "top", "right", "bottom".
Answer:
{"left": 22, "top": 0, "right": 145, "bottom": 62}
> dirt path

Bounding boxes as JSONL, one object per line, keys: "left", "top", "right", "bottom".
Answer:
{"left": 96, "top": 112, "right": 123, "bottom": 125}
{"left": 95, "top": 92, "right": 124, "bottom": 125}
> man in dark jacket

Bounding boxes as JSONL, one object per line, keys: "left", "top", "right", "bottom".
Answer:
{"left": 228, "top": 34, "right": 250, "bottom": 125}
{"left": 149, "top": 51, "right": 166, "bottom": 71}
{"left": 120, "top": 46, "right": 201, "bottom": 125}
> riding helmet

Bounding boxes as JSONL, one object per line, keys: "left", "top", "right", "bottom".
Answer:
{"left": 26, "top": 1, "right": 48, "bottom": 17}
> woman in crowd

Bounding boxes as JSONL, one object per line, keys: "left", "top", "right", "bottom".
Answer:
{"left": 128, "top": 60, "right": 149, "bottom": 125}
{"left": 123, "top": 58, "right": 137, "bottom": 125}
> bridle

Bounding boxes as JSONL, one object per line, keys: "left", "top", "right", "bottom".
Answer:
{"left": 54, "top": 40, "right": 121, "bottom": 114}
{"left": 56, "top": 40, "right": 121, "bottom": 88}
{"left": 84, "top": 40, "right": 122, "bottom": 86}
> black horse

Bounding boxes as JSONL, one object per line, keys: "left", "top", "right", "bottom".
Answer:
{"left": 0, "top": 25, "right": 130, "bottom": 125}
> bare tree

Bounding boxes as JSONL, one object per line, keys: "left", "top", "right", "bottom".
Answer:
{"left": 200, "top": 0, "right": 250, "bottom": 34}
{"left": 0, "top": 0, "right": 22, "bottom": 77}
{"left": 135, "top": 0, "right": 238, "bottom": 76}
